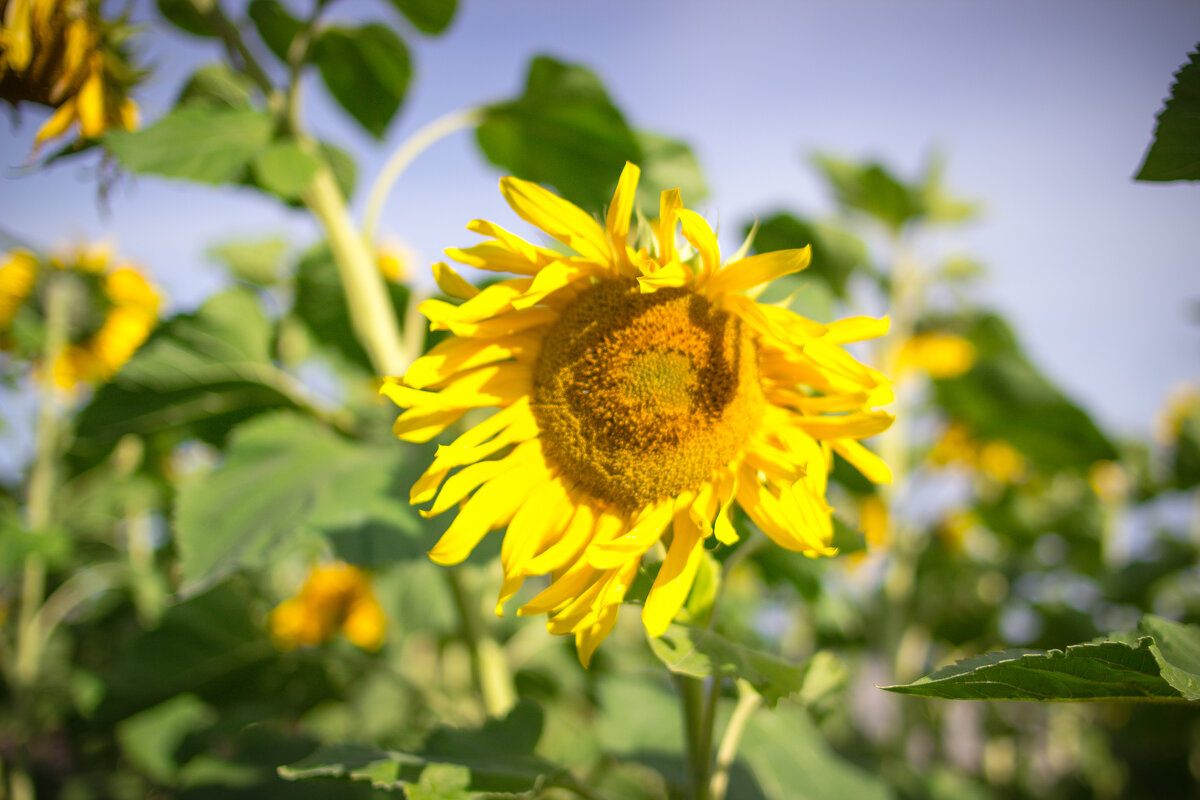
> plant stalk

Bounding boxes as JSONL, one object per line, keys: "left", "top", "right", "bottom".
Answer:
{"left": 675, "top": 673, "right": 714, "bottom": 800}
{"left": 710, "top": 681, "right": 762, "bottom": 800}
{"left": 445, "top": 567, "right": 515, "bottom": 718}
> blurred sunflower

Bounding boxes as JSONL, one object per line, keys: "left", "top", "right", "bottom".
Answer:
{"left": 0, "top": 0, "right": 141, "bottom": 150}
{"left": 269, "top": 562, "right": 387, "bottom": 651}
{"left": 0, "top": 244, "right": 162, "bottom": 389}
{"left": 384, "top": 163, "right": 894, "bottom": 664}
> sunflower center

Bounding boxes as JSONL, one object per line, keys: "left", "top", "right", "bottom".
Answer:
{"left": 532, "top": 279, "right": 765, "bottom": 510}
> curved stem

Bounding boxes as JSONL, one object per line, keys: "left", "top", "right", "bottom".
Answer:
{"left": 445, "top": 567, "right": 515, "bottom": 718}
{"left": 28, "top": 562, "right": 126, "bottom": 653}
{"left": 710, "top": 681, "right": 762, "bottom": 800}
{"left": 363, "top": 107, "right": 485, "bottom": 246}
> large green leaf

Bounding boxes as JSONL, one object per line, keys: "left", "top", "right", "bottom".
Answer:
{"left": 1141, "top": 615, "right": 1200, "bottom": 700}
{"left": 174, "top": 412, "right": 422, "bottom": 594}
{"left": 933, "top": 311, "right": 1117, "bottom": 473}
{"left": 106, "top": 105, "right": 273, "bottom": 185}
{"left": 292, "top": 243, "right": 409, "bottom": 372}
{"left": 736, "top": 704, "right": 893, "bottom": 800}
{"left": 311, "top": 25, "right": 411, "bottom": 139}
{"left": 634, "top": 130, "right": 708, "bottom": 208}
{"left": 248, "top": 0, "right": 303, "bottom": 62}
{"left": 1136, "top": 47, "right": 1200, "bottom": 181}
{"left": 478, "top": 56, "right": 642, "bottom": 212}
{"left": 647, "top": 624, "right": 807, "bottom": 708}
{"left": 279, "top": 700, "right": 569, "bottom": 793}
{"left": 68, "top": 288, "right": 302, "bottom": 472}
{"left": 252, "top": 141, "right": 322, "bottom": 200}
{"left": 157, "top": 0, "right": 215, "bottom": 37}
{"left": 387, "top": 0, "right": 457, "bottom": 34}
{"left": 176, "top": 64, "right": 257, "bottom": 110}
{"left": 882, "top": 617, "right": 1200, "bottom": 703}
{"left": 748, "top": 214, "right": 870, "bottom": 299}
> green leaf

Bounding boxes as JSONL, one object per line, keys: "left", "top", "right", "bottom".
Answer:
{"left": 106, "top": 105, "right": 273, "bottom": 185}
{"left": 176, "top": 64, "right": 256, "bottom": 109}
{"left": 402, "top": 764, "right": 472, "bottom": 800}
{"left": 388, "top": 0, "right": 457, "bottom": 34}
{"left": 811, "top": 153, "right": 975, "bottom": 233}
{"left": 737, "top": 704, "right": 892, "bottom": 800}
{"left": 478, "top": 56, "right": 641, "bottom": 212}
{"left": 1136, "top": 48, "right": 1200, "bottom": 181}
{"left": 174, "top": 411, "right": 421, "bottom": 593}
{"left": 311, "top": 25, "right": 411, "bottom": 139}
{"left": 248, "top": 0, "right": 303, "bottom": 61}
{"left": 207, "top": 237, "right": 289, "bottom": 285}
{"left": 881, "top": 633, "right": 1198, "bottom": 703}
{"left": 1140, "top": 615, "right": 1200, "bottom": 700}
{"left": 292, "top": 243, "right": 408, "bottom": 372}
{"left": 157, "top": 0, "right": 215, "bottom": 37}
{"left": 749, "top": 214, "right": 869, "bottom": 299}
{"left": 933, "top": 312, "right": 1118, "bottom": 473}
{"left": 252, "top": 142, "right": 321, "bottom": 200}
{"left": 116, "top": 694, "right": 215, "bottom": 784}
{"left": 280, "top": 700, "right": 567, "bottom": 793}
{"left": 321, "top": 141, "right": 358, "bottom": 200}
{"left": 634, "top": 130, "right": 708, "bottom": 208}
{"left": 68, "top": 288, "right": 302, "bottom": 472}
{"left": 647, "top": 624, "right": 807, "bottom": 707}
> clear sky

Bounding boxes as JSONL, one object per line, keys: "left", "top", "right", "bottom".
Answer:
{"left": 2, "top": 0, "right": 1197, "bottom": 437}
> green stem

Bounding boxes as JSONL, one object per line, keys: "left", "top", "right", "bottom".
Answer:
{"left": 362, "top": 107, "right": 485, "bottom": 246}
{"left": 189, "top": 0, "right": 279, "bottom": 106}
{"left": 445, "top": 568, "right": 515, "bottom": 718}
{"left": 14, "top": 274, "right": 70, "bottom": 688}
{"left": 710, "top": 681, "right": 762, "bottom": 800}
{"left": 675, "top": 674, "right": 713, "bottom": 800}
{"left": 302, "top": 166, "right": 408, "bottom": 375}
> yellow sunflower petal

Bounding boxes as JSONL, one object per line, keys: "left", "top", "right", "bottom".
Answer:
{"left": 605, "top": 162, "right": 640, "bottom": 263}
{"left": 500, "top": 177, "right": 612, "bottom": 265}
{"left": 642, "top": 508, "right": 705, "bottom": 637}
{"left": 432, "top": 262, "right": 480, "bottom": 300}
{"left": 657, "top": 189, "right": 682, "bottom": 263}
{"left": 707, "top": 246, "right": 812, "bottom": 297}
{"left": 676, "top": 208, "right": 720, "bottom": 280}
{"left": 427, "top": 462, "right": 550, "bottom": 565}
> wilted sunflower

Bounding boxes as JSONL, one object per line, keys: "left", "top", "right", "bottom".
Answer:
{"left": 383, "top": 163, "right": 893, "bottom": 664}
{"left": 0, "top": 0, "right": 140, "bottom": 149}
{"left": 0, "top": 244, "right": 161, "bottom": 388}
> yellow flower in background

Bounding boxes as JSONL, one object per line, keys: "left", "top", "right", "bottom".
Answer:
{"left": 929, "top": 422, "right": 1026, "bottom": 484}
{"left": 0, "top": 244, "right": 162, "bottom": 389}
{"left": 269, "top": 562, "right": 387, "bottom": 651}
{"left": 1155, "top": 384, "right": 1200, "bottom": 446}
{"left": 0, "top": 0, "right": 140, "bottom": 150}
{"left": 894, "top": 332, "right": 975, "bottom": 379}
{"left": 384, "top": 163, "right": 894, "bottom": 664}
{"left": 376, "top": 240, "right": 415, "bottom": 283}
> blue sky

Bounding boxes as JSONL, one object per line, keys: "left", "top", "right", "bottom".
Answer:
{"left": 1, "top": 0, "right": 1197, "bottom": 437}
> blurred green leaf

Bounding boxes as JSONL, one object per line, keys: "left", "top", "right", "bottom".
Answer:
{"left": 311, "top": 25, "right": 411, "bottom": 139}
{"left": 175, "top": 411, "right": 420, "bottom": 594}
{"left": 736, "top": 704, "right": 893, "bottom": 800}
{"left": 157, "top": 0, "right": 215, "bottom": 37}
{"left": 933, "top": 311, "right": 1118, "bottom": 473}
{"left": 634, "top": 130, "right": 708, "bottom": 208}
{"left": 106, "top": 105, "right": 273, "bottom": 185}
{"left": 280, "top": 700, "right": 567, "bottom": 793}
{"left": 177, "top": 64, "right": 256, "bottom": 109}
{"left": 647, "top": 624, "right": 806, "bottom": 707}
{"left": 402, "top": 764, "right": 472, "bottom": 799}
{"left": 252, "top": 142, "right": 321, "bottom": 200}
{"left": 478, "top": 56, "right": 641, "bottom": 212}
{"left": 207, "top": 237, "right": 289, "bottom": 286}
{"left": 811, "top": 153, "right": 975, "bottom": 233}
{"left": 388, "top": 0, "right": 457, "bottom": 34}
{"left": 117, "top": 694, "right": 215, "bottom": 784}
{"left": 69, "top": 288, "right": 302, "bottom": 472}
{"left": 248, "top": 0, "right": 303, "bottom": 62}
{"left": 292, "top": 243, "right": 408, "bottom": 372}
{"left": 320, "top": 141, "right": 358, "bottom": 200}
{"left": 1136, "top": 47, "right": 1200, "bottom": 181}
{"left": 1169, "top": 403, "right": 1200, "bottom": 489}
{"left": 882, "top": 623, "right": 1200, "bottom": 703}
{"left": 1141, "top": 615, "right": 1200, "bottom": 700}
{"left": 749, "top": 214, "right": 869, "bottom": 299}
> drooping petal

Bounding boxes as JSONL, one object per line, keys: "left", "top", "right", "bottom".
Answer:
{"left": 500, "top": 177, "right": 613, "bottom": 266}
{"left": 642, "top": 508, "right": 706, "bottom": 637}
{"left": 706, "top": 246, "right": 812, "bottom": 297}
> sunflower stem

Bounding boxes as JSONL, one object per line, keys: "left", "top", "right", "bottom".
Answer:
{"left": 445, "top": 567, "right": 515, "bottom": 718}
{"left": 675, "top": 673, "right": 714, "bottom": 800}
{"left": 363, "top": 107, "right": 485, "bottom": 246}
{"left": 710, "top": 680, "right": 762, "bottom": 800}
{"left": 14, "top": 274, "right": 70, "bottom": 689}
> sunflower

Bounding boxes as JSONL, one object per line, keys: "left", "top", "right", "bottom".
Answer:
{"left": 0, "top": 244, "right": 162, "bottom": 389}
{"left": 383, "top": 163, "right": 893, "bottom": 665}
{"left": 0, "top": 0, "right": 141, "bottom": 150}
{"left": 269, "top": 562, "right": 387, "bottom": 651}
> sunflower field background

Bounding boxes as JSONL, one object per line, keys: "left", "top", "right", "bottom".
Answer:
{"left": 2, "top": 1, "right": 1199, "bottom": 799}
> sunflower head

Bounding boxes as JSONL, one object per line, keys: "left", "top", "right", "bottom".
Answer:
{"left": 269, "top": 562, "right": 387, "bottom": 651}
{"left": 0, "top": 0, "right": 142, "bottom": 150}
{"left": 384, "top": 163, "right": 894, "bottom": 665}
{"left": 0, "top": 243, "right": 161, "bottom": 389}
